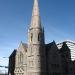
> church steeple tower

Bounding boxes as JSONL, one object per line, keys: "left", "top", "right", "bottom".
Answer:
{"left": 28, "top": 0, "right": 44, "bottom": 45}
{"left": 27, "top": 0, "right": 46, "bottom": 75}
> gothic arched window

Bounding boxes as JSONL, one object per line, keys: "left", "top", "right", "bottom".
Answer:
{"left": 30, "top": 33, "right": 33, "bottom": 42}
{"left": 38, "top": 33, "right": 40, "bottom": 41}
{"left": 20, "top": 52, "right": 21, "bottom": 63}
{"left": 19, "top": 52, "right": 23, "bottom": 64}
{"left": 18, "top": 54, "right": 20, "bottom": 65}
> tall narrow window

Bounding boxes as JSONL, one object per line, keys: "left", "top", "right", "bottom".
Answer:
{"left": 38, "top": 33, "right": 40, "bottom": 41}
{"left": 20, "top": 52, "right": 21, "bottom": 63}
{"left": 21, "top": 53, "right": 23, "bottom": 64}
{"left": 18, "top": 55, "right": 20, "bottom": 65}
{"left": 31, "top": 33, "right": 33, "bottom": 42}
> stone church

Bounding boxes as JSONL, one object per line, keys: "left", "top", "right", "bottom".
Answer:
{"left": 8, "top": 0, "right": 75, "bottom": 75}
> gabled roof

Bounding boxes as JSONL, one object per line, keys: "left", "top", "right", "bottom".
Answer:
{"left": 46, "top": 41, "right": 58, "bottom": 50}
{"left": 45, "top": 41, "right": 59, "bottom": 55}
{"left": 22, "top": 42, "right": 28, "bottom": 49}
{"left": 17, "top": 41, "right": 28, "bottom": 53}
{"left": 9, "top": 49, "right": 17, "bottom": 58}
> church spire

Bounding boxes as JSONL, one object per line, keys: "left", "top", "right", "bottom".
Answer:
{"left": 27, "top": 0, "right": 46, "bottom": 74}
{"left": 30, "top": 0, "right": 41, "bottom": 28}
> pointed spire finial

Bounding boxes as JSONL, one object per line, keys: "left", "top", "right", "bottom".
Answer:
{"left": 32, "top": 0, "right": 39, "bottom": 16}
{"left": 30, "top": 0, "right": 41, "bottom": 28}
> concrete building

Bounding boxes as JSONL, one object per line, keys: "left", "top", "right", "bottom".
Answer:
{"left": 8, "top": 0, "right": 75, "bottom": 75}
{"left": 57, "top": 41, "right": 75, "bottom": 61}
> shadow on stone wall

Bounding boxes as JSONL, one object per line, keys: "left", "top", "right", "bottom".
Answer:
{"left": 39, "top": 44, "right": 47, "bottom": 75}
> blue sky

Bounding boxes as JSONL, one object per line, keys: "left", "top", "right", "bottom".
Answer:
{"left": 0, "top": 0, "right": 75, "bottom": 72}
